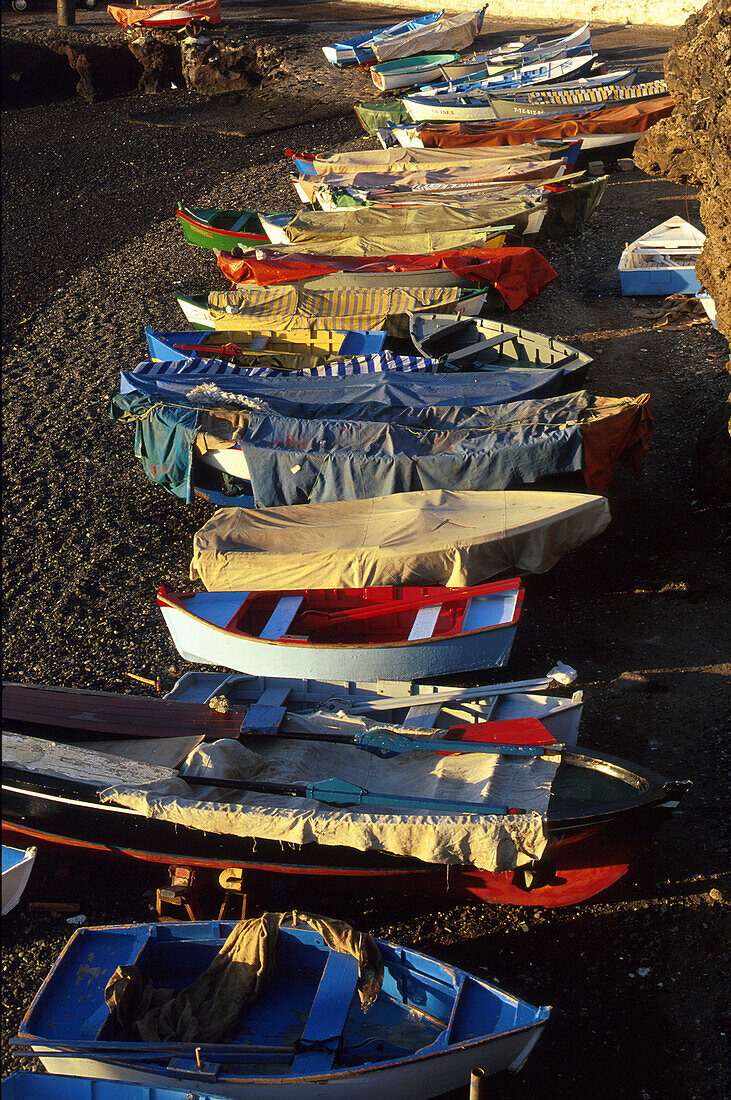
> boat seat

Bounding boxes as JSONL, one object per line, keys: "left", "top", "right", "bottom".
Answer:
{"left": 239, "top": 685, "right": 291, "bottom": 735}
{"left": 229, "top": 214, "right": 254, "bottom": 233}
{"left": 402, "top": 700, "right": 442, "bottom": 728}
{"left": 408, "top": 604, "right": 442, "bottom": 641}
{"left": 259, "top": 596, "right": 304, "bottom": 641}
{"left": 291, "top": 951, "right": 360, "bottom": 1076}
{"left": 447, "top": 332, "right": 518, "bottom": 362}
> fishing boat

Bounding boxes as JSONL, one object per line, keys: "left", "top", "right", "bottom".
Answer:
{"left": 158, "top": 579, "right": 525, "bottom": 681}
{"left": 176, "top": 205, "right": 274, "bottom": 252}
{"left": 2, "top": 717, "right": 690, "bottom": 905}
{"left": 417, "top": 52, "right": 601, "bottom": 103}
{"left": 410, "top": 312, "right": 592, "bottom": 371}
{"left": 399, "top": 96, "right": 675, "bottom": 156}
{"left": 15, "top": 917, "right": 550, "bottom": 1097}
{"left": 489, "top": 75, "right": 660, "bottom": 120}
{"left": 145, "top": 326, "right": 387, "bottom": 362}
{"left": 323, "top": 8, "right": 485, "bottom": 66}
{"left": 178, "top": 285, "right": 496, "bottom": 336}
{"left": 439, "top": 35, "right": 539, "bottom": 80}
{"left": 370, "top": 52, "right": 461, "bottom": 91}
{"left": 2, "top": 844, "right": 36, "bottom": 915}
{"left": 288, "top": 142, "right": 570, "bottom": 177}
{"left": 403, "top": 57, "right": 602, "bottom": 123}
{"left": 618, "top": 216, "right": 704, "bottom": 296}
{"left": 189, "top": 490, "right": 609, "bottom": 592}
{"left": 481, "top": 22, "right": 592, "bottom": 75}
{"left": 322, "top": 11, "right": 445, "bottom": 65}
{"left": 107, "top": 0, "right": 219, "bottom": 29}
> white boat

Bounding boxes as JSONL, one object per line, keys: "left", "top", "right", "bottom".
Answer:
{"left": 618, "top": 216, "right": 705, "bottom": 296}
{"left": 370, "top": 52, "right": 461, "bottom": 92}
{"left": 2, "top": 844, "right": 37, "bottom": 915}
{"left": 439, "top": 35, "right": 539, "bottom": 80}
{"left": 422, "top": 48, "right": 599, "bottom": 98}
{"left": 322, "top": 11, "right": 444, "bottom": 66}
{"left": 488, "top": 71, "right": 647, "bottom": 120}
{"left": 157, "top": 578, "right": 525, "bottom": 682}
{"left": 483, "top": 22, "right": 591, "bottom": 74}
{"left": 322, "top": 8, "right": 485, "bottom": 66}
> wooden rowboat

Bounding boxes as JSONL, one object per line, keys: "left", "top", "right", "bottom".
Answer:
{"left": 144, "top": 326, "right": 387, "bottom": 362}
{"left": 410, "top": 311, "right": 592, "bottom": 371}
{"left": 15, "top": 919, "right": 550, "bottom": 1097}
{"left": 176, "top": 205, "right": 273, "bottom": 252}
{"left": 322, "top": 11, "right": 445, "bottom": 66}
{"left": 157, "top": 579, "right": 525, "bottom": 681}
{"left": 370, "top": 52, "right": 461, "bottom": 91}
{"left": 439, "top": 36, "right": 539, "bottom": 81}
{"left": 488, "top": 75, "right": 660, "bottom": 121}
{"left": 2, "top": 720, "right": 690, "bottom": 906}
{"left": 107, "top": 0, "right": 219, "bottom": 29}
{"left": 2, "top": 844, "right": 36, "bottom": 915}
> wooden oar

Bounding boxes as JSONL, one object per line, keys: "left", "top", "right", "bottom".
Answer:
{"left": 347, "top": 669, "right": 575, "bottom": 715}
{"left": 178, "top": 773, "right": 517, "bottom": 815}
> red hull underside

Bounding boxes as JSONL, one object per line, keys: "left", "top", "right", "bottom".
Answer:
{"left": 2, "top": 818, "right": 648, "bottom": 908}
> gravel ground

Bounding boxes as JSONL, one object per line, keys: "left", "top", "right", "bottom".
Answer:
{"left": 2, "top": 10, "right": 730, "bottom": 1099}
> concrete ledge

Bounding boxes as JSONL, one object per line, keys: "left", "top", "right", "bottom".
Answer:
{"left": 341, "top": 0, "right": 705, "bottom": 29}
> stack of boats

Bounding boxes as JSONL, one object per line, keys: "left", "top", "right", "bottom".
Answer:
{"left": 3, "top": 15, "right": 693, "bottom": 1098}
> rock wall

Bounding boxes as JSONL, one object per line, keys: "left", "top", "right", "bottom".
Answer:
{"left": 634, "top": 0, "right": 730, "bottom": 343}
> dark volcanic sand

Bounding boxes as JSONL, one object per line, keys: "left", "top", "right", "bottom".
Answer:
{"left": 2, "top": 10, "right": 730, "bottom": 1099}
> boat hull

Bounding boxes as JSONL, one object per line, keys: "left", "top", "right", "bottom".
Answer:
{"left": 371, "top": 53, "right": 461, "bottom": 91}
{"left": 176, "top": 208, "right": 268, "bottom": 252}
{"left": 2, "top": 844, "right": 37, "bottom": 915}
{"left": 158, "top": 600, "right": 520, "bottom": 681}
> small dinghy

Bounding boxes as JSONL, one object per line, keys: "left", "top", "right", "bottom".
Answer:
{"left": 322, "top": 11, "right": 445, "bottom": 66}
{"left": 176, "top": 205, "right": 274, "bottom": 252}
{"left": 107, "top": 0, "right": 219, "bottom": 28}
{"left": 618, "top": 216, "right": 704, "bottom": 296}
{"left": 3, "top": 720, "right": 690, "bottom": 904}
{"left": 15, "top": 915, "right": 550, "bottom": 1097}
{"left": 189, "top": 490, "right": 610, "bottom": 592}
{"left": 481, "top": 22, "right": 592, "bottom": 75}
{"left": 145, "top": 326, "right": 387, "bottom": 364}
{"left": 410, "top": 311, "right": 592, "bottom": 372}
{"left": 439, "top": 35, "right": 539, "bottom": 80}
{"left": 323, "top": 7, "right": 485, "bottom": 66}
{"left": 371, "top": 52, "right": 461, "bottom": 91}
{"left": 2, "top": 844, "right": 37, "bottom": 915}
{"left": 157, "top": 579, "right": 525, "bottom": 681}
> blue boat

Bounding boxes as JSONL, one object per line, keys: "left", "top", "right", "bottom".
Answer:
{"left": 16, "top": 919, "right": 550, "bottom": 1098}
{"left": 144, "top": 326, "right": 388, "bottom": 363}
{"left": 322, "top": 11, "right": 444, "bottom": 66}
{"left": 2, "top": 1073, "right": 228, "bottom": 1100}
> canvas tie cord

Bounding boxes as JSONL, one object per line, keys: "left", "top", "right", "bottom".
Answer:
{"left": 104, "top": 911, "right": 383, "bottom": 1044}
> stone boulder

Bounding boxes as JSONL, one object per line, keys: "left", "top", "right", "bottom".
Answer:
{"left": 180, "top": 33, "right": 262, "bottom": 96}
{"left": 126, "top": 31, "right": 182, "bottom": 94}
{"left": 634, "top": 0, "right": 731, "bottom": 343}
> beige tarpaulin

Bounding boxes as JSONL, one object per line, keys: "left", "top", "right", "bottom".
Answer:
{"left": 190, "top": 489, "right": 611, "bottom": 590}
{"left": 265, "top": 199, "right": 539, "bottom": 246}
{"left": 207, "top": 285, "right": 465, "bottom": 336}
{"left": 260, "top": 229, "right": 503, "bottom": 257}
{"left": 100, "top": 731, "right": 558, "bottom": 872}
{"left": 105, "top": 911, "right": 383, "bottom": 1043}
{"left": 300, "top": 159, "right": 565, "bottom": 200}
{"left": 372, "top": 9, "right": 484, "bottom": 62}
{"left": 307, "top": 145, "right": 558, "bottom": 175}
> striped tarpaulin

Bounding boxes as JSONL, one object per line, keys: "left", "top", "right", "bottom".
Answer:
{"left": 131, "top": 351, "right": 440, "bottom": 381}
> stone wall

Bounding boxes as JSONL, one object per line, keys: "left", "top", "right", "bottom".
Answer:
{"left": 634, "top": 0, "right": 730, "bottom": 343}
{"left": 341, "top": 0, "right": 706, "bottom": 28}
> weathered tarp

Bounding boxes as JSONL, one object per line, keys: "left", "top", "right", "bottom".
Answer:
{"left": 107, "top": 0, "right": 219, "bottom": 28}
{"left": 235, "top": 392, "right": 653, "bottom": 506}
{"left": 122, "top": 360, "right": 588, "bottom": 414}
{"left": 111, "top": 391, "right": 653, "bottom": 504}
{"left": 110, "top": 391, "right": 202, "bottom": 503}
{"left": 371, "top": 9, "right": 485, "bottom": 62}
{"left": 257, "top": 228, "right": 502, "bottom": 257}
{"left": 206, "top": 284, "right": 466, "bottom": 337}
{"left": 420, "top": 97, "right": 676, "bottom": 149}
{"left": 215, "top": 247, "right": 558, "bottom": 311}
{"left": 355, "top": 100, "right": 410, "bottom": 137}
{"left": 264, "top": 198, "right": 542, "bottom": 247}
{"left": 299, "top": 158, "right": 564, "bottom": 200}
{"left": 190, "top": 489, "right": 611, "bottom": 591}
{"left": 100, "top": 725, "right": 556, "bottom": 873}
{"left": 301, "top": 144, "right": 560, "bottom": 175}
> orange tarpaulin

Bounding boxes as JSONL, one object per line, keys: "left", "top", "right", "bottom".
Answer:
{"left": 420, "top": 97, "right": 675, "bottom": 150}
{"left": 216, "top": 247, "right": 558, "bottom": 311}
{"left": 581, "top": 394, "right": 654, "bottom": 493}
{"left": 107, "top": 0, "right": 220, "bottom": 28}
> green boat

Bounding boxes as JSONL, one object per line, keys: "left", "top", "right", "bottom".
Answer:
{"left": 176, "top": 203, "right": 279, "bottom": 251}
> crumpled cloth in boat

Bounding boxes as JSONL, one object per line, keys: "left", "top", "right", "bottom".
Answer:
{"left": 105, "top": 911, "right": 383, "bottom": 1043}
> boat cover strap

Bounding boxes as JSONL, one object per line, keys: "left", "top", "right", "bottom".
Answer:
{"left": 104, "top": 912, "right": 383, "bottom": 1045}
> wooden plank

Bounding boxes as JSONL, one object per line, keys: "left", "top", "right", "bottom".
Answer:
{"left": 2, "top": 732, "right": 175, "bottom": 787}
{"left": 407, "top": 604, "right": 442, "bottom": 641}
{"left": 239, "top": 685, "right": 292, "bottom": 736}
{"left": 401, "top": 701, "right": 443, "bottom": 728}
{"left": 291, "top": 952, "right": 360, "bottom": 1076}
{"left": 259, "top": 596, "right": 304, "bottom": 641}
{"left": 447, "top": 331, "right": 518, "bottom": 361}
{"left": 82, "top": 735, "right": 203, "bottom": 769}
